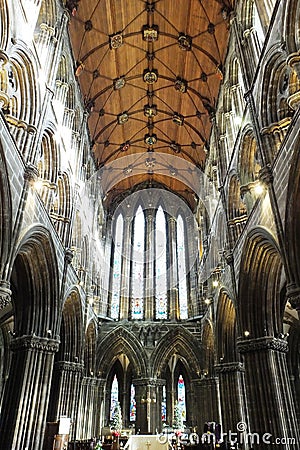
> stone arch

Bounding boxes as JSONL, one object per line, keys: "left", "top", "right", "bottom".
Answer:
{"left": 10, "top": 225, "right": 59, "bottom": 336}
{"left": 238, "top": 227, "right": 284, "bottom": 338}
{"left": 201, "top": 319, "right": 214, "bottom": 375}
{"left": 96, "top": 326, "right": 148, "bottom": 378}
{"left": 215, "top": 289, "right": 238, "bottom": 363}
{"left": 284, "top": 0, "right": 300, "bottom": 53}
{"left": 8, "top": 44, "right": 39, "bottom": 126}
{"left": 227, "top": 173, "right": 247, "bottom": 244}
{"left": 59, "top": 286, "right": 84, "bottom": 362}
{"left": 151, "top": 326, "right": 201, "bottom": 378}
{"left": 84, "top": 319, "right": 97, "bottom": 377}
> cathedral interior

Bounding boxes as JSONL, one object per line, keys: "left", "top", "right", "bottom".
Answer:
{"left": 1, "top": 0, "right": 300, "bottom": 449}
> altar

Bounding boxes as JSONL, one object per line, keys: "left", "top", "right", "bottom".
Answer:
{"left": 124, "top": 435, "right": 169, "bottom": 450}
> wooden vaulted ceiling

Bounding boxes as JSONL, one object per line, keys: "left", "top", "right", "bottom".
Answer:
{"left": 68, "top": 0, "right": 234, "bottom": 210}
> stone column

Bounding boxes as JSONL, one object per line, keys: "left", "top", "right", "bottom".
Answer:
{"left": 237, "top": 336, "right": 299, "bottom": 449}
{"left": 77, "top": 377, "right": 105, "bottom": 440}
{"left": 192, "top": 377, "right": 221, "bottom": 434}
{"left": 0, "top": 334, "right": 59, "bottom": 450}
{"left": 50, "top": 361, "right": 84, "bottom": 440}
{"left": 120, "top": 216, "right": 132, "bottom": 320}
{"left": 145, "top": 209, "right": 155, "bottom": 320}
{"left": 133, "top": 378, "right": 162, "bottom": 434}
{"left": 167, "top": 216, "right": 179, "bottom": 320}
{"left": 214, "top": 362, "right": 248, "bottom": 435}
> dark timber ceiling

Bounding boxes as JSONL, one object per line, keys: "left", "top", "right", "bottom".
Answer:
{"left": 68, "top": 0, "right": 234, "bottom": 210}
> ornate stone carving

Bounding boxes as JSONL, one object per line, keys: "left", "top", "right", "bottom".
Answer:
{"left": 55, "top": 361, "right": 84, "bottom": 372}
{"left": 11, "top": 335, "right": 60, "bottom": 353}
{"left": 286, "top": 284, "right": 300, "bottom": 310}
{"left": 237, "top": 336, "right": 288, "bottom": 354}
{"left": 24, "top": 163, "right": 39, "bottom": 184}
{"left": 214, "top": 362, "right": 244, "bottom": 374}
{"left": 0, "top": 281, "right": 12, "bottom": 310}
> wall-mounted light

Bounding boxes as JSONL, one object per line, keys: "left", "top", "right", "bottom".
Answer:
{"left": 244, "top": 330, "right": 250, "bottom": 338}
{"left": 253, "top": 182, "right": 265, "bottom": 196}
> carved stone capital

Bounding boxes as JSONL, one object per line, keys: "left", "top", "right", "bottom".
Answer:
{"left": 24, "top": 163, "right": 39, "bottom": 184}
{"left": 259, "top": 165, "right": 273, "bottom": 186}
{"left": 64, "top": 248, "right": 74, "bottom": 264}
{"left": 11, "top": 334, "right": 60, "bottom": 353}
{"left": 214, "top": 361, "right": 244, "bottom": 374}
{"left": 0, "top": 280, "right": 12, "bottom": 310}
{"left": 224, "top": 249, "right": 234, "bottom": 265}
{"left": 237, "top": 336, "right": 288, "bottom": 354}
{"left": 54, "top": 361, "right": 84, "bottom": 373}
{"left": 286, "top": 284, "right": 300, "bottom": 310}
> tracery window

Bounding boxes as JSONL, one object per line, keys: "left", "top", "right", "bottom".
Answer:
{"left": 110, "top": 374, "right": 119, "bottom": 420}
{"left": 131, "top": 206, "right": 144, "bottom": 319}
{"left": 111, "top": 214, "right": 123, "bottom": 319}
{"left": 177, "top": 215, "right": 188, "bottom": 319}
{"left": 177, "top": 374, "right": 186, "bottom": 423}
{"left": 155, "top": 206, "right": 168, "bottom": 319}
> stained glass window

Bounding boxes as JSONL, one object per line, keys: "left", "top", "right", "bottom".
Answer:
{"left": 111, "top": 214, "right": 124, "bottom": 319}
{"left": 155, "top": 206, "right": 168, "bottom": 319}
{"left": 177, "top": 215, "right": 188, "bottom": 319}
{"left": 161, "top": 385, "right": 167, "bottom": 422}
{"left": 110, "top": 375, "right": 119, "bottom": 420}
{"left": 177, "top": 374, "right": 186, "bottom": 422}
{"left": 131, "top": 206, "right": 144, "bottom": 319}
{"left": 130, "top": 384, "right": 136, "bottom": 422}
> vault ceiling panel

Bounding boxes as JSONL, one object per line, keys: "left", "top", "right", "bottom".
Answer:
{"left": 68, "top": 0, "right": 234, "bottom": 209}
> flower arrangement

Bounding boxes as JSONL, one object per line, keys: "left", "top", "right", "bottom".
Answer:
{"left": 110, "top": 402, "right": 122, "bottom": 436}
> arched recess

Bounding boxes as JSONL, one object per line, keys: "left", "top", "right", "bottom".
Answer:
{"left": 37, "top": 128, "right": 59, "bottom": 211}
{"left": 215, "top": 290, "right": 237, "bottom": 363}
{"left": 260, "top": 50, "right": 296, "bottom": 158}
{"left": 58, "top": 287, "right": 84, "bottom": 363}
{"left": 10, "top": 225, "right": 59, "bottom": 336}
{"left": 227, "top": 173, "right": 247, "bottom": 245}
{"left": 151, "top": 327, "right": 202, "bottom": 379}
{"left": 238, "top": 227, "right": 284, "bottom": 337}
{"left": 46, "top": 286, "right": 84, "bottom": 424}
{"left": 96, "top": 326, "right": 148, "bottom": 379}
{"left": 284, "top": 0, "right": 300, "bottom": 54}
{"left": 84, "top": 319, "right": 97, "bottom": 377}
{"left": 201, "top": 319, "right": 215, "bottom": 376}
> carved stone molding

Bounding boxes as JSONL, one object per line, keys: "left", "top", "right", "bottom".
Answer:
{"left": 259, "top": 164, "right": 273, "bottom": 186}
{"left": 132, "top": 377, "right": 165, "bottom": 387}
{"left": 214, "top": 361, "right": 244, "bottom": 374}
{"left": 24, "top": 163, "right": 39, "bottom": 184}
{"left": 54, "top": 361, "right": 84, "bottom": 373}
{"left": 0, "top": 280, "right": 12, "bottom": 310}
{"left": 286, "top": 284, "right": 300, "bottom": 310}
{"left": 11, "top": 335, "right": 60, "bottom": 353}
{"left": 237, "top": 336, "right": 288, "bottom": 354}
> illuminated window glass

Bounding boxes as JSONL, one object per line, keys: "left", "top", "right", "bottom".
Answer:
{"left": 155, "top": 206, "right": 167, "bottom": 319}
{"left": 177, "top": 215, "right": 188, "bottom": 319}
{"left": 111, "top": 214, "right": 124, "bottom": 319}
{"left": 161, "top": 385, "right": 167, "bottom": 422}
{"left": 130, "top": 384, "right": 136, "bottom": 422}
{"left": 110, "top": 375, "right": 119, "bottom": 420}
{"left": 131, "top": 206, "right": 144, "bottom": 319}
{"left": 177, "top": 374, "right": 186, "bottom": 422}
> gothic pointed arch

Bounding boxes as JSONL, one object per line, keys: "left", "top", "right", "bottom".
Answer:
{"left": 151, "top": 326, "right": 201, "bottom": 378}
{"left": 202, "top": 319, "right": 215, "bottom": 376}
{"left": 84, "top": 319, "right": 97, "bottom": 377}
{"left": 10, "top": 225, "right": 59, "bottom": 336}
{"left": 238, "top": 227, "right": 284, "bottom": 337}
{"left": 96, "top": 326, "right": 148, "bottom": 378}
{"left": 215, "top": 289, "right": 238, "bottom": 363}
